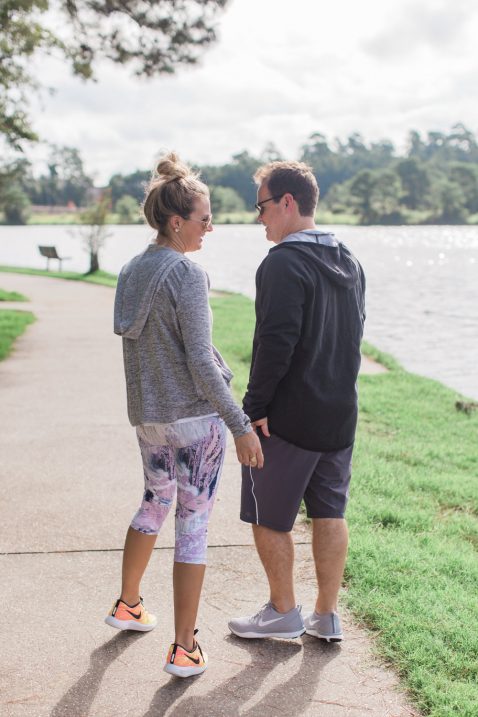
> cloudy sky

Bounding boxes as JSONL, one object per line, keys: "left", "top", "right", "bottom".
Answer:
{"left": 30, "top": 0, "right": 478, "bottom": 184}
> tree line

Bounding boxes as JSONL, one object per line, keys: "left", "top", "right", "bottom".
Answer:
{"left": 314, "top": 124, "right": 478, "bottom": 224}
{"left": 3, "top": 123, "right": 477, "bottom": 225}
{"left": 200, "top": 124, "right": 478, "bottom": 224}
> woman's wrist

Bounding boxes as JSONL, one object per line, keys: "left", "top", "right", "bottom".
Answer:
{"left": 231, "top": 416, "right": 252, "bottom": 439}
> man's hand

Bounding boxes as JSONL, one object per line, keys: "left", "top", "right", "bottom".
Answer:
{"left": 252, "top": 417, "right": 270, "bottom": 437}
{"left": 234, "top": 430, "right": 264, "bottom": 468}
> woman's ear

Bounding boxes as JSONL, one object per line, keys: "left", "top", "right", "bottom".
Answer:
{"left": 170, "top": 215, "right": 181, "bottom": 233}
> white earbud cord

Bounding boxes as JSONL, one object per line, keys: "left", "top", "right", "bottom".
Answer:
{"left": 249, "top": 466, "right": 259, "bottom": 524}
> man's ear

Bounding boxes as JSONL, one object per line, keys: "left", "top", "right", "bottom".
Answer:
{"left": 284, "top": 192, "right": 294, "bottom": 209}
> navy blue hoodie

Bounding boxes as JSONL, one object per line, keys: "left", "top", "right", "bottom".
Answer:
{"left": 243, "top": 231, "right": 366, "bottom": 452}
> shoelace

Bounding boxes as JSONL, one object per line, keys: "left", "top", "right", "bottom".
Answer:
{"left": 252, "top": 602, "right": 272, "bottom": 623}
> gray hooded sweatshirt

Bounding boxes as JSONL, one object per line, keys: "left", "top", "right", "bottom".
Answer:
{"left": 114, "top": 244, "right": 251, "bottom": 438}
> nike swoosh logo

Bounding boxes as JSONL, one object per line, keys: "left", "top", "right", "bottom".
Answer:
{"left": 257, "top": 616, "right": 289, "bottom": 627}
{"left": 126, "top": 609, "right": 142, "bottom": 619}
{"left": 184, "top": 654, "right": 201, "bottom": 665}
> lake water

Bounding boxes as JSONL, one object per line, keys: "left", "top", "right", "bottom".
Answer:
{"left": 1, "top": 223, "right": 477, "bottom": 400}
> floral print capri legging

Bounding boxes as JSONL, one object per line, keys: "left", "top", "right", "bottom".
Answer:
{"left": 131, "top": 416, "right": 226, "bottom": 564}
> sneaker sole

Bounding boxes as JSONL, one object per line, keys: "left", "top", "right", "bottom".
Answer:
{"left": 163, "top": 663, "right": 207, "bottom": 678}
{"left": 229, "top": 627, "right": 306, "bottom": 639}
{"left": 305, "top": 627, "right": 343, "bottom": 642}
{"left": 104, "top": 616, "right": 156, "bottom": 632}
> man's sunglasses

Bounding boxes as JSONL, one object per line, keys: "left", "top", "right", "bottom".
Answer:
{"left": 254, "top": 194, "right": 286, "bottom": 215}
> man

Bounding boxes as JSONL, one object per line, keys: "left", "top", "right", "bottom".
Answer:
{"left": 228, "top": 161, "right": 365, "bottom": 643}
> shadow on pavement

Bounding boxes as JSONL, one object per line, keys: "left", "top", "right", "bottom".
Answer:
{"left": 242, "top": 638, "right": 342, "bottom": 717}
{"left": 144, "top": 635, "right": 341, "bottom": 716}
{"left": 50, "top": 632, "right": 143, "bottom": 717}
{"left": 143, "top": 673, "right": 196, "bottom": 716}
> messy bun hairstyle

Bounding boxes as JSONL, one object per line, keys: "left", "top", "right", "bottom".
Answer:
{"left": 143, "top": 152, "right": 209, "bottom": 235}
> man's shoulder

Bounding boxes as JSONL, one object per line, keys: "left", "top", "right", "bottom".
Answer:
{"left": 257, "top": 250, "right": 292, "bottom": 284}
{"left": 256, "top": 248, "right": 309, "bottom": 299}
{"left": 262, "top": 244, "right": 300, "bottom": 267}
{"left": 261, "top": 243, "right": 312, "bottom": 274}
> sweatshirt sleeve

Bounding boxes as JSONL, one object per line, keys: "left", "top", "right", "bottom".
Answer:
{"left": 176, "top": 262, "right": 251, "bottom": 438}
{"left": 243, "top": 252, "right": 305, "bottom": 422}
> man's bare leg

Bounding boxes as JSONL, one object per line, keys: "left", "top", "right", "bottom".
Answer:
{"left": 252, "top": 524, "right": 296, "bottom": 613}
{"left": 312, "top": 518, "right": 348, "bottom": 613}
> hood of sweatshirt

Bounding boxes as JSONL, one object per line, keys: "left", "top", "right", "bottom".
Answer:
{"left": 114, "top": 244, "right": 186, "bottom": 339}
{"left": 274, "top": 230, "right": 362, "bottom": 289}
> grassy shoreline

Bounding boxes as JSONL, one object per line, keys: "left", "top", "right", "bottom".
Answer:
{"left": 13, "top": 209, "right": 358, "bottom": 225}
{"left": 1, "top": 270, "right": 477, "bottom": 715}
{"left": 0, "top": 265, "right": 117, "bottom": 287}
{"left": 6, "top": 209, "right": 478, "bottom": 226}
{"left": 0, "top": 205, "right": 478, "bottom": 227}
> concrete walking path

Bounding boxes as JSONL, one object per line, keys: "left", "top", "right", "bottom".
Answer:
{"left": 1, "top": 273, "right": 416, "bottom": 717}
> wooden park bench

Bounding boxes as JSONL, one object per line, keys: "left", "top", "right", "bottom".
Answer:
{"left": 38, "top": 246, "right": 71, "bottom": 272}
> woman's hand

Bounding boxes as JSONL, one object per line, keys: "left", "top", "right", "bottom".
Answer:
{"left": 234, "top": 430, "right": 264, "bottom": 468}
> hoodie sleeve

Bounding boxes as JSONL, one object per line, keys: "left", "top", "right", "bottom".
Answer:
{"left": 243, "top": 251, "right": 305, "bottom": 422}
{"left": 176, "top": 263, "right": 251, "bottom": 438}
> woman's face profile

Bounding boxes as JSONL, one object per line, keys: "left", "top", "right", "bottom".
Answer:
{"left": 180, "top": 195, "right": 213, "bottom": 253}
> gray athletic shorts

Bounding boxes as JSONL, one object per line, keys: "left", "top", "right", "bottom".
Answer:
{"left": 240, "top": 432, "right": 353, "bottom": 532}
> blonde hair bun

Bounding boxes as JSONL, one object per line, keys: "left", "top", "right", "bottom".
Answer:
{"left": 143, "top": 150, "right": 208, "bottom": 233}
{"left": 156, "top": 152, "right": 192, "bottom": 182}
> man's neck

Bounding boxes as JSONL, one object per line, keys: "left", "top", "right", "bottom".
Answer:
{"left": 279, "top": 217, "right": 316, "bottom": 242}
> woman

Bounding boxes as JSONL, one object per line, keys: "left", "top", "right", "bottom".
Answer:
{"left": 106, "top": 152, "right": 263, "bottom": 678}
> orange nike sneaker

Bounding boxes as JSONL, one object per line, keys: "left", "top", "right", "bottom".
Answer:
{"left": 163, "top": 631, "right": 208, "bottom": 678}
{"left": 104, "top": 597, "right": 157, "bottom": 632}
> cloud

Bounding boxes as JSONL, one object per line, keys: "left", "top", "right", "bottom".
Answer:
{"left": 26, "top": 0, "right": 478, "bottom": 184}
{"left": 363, "top": 0, "right": 475, "bottom": 58}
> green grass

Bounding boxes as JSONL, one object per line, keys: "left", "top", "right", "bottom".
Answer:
{"left": 0, "top": 310, "right": 35, "bottom": 361}
{"left": 0, "top": 266, "right": 116, "bottom": 363}
{"left": 27, "top": 210, "right": 260, "bottom": 225}
{"left": 29, "top": 212, "right": 141, "bottom": 225}
{"left": 315, "top": 209, "right": 359, "bottom": 225}
{"left": 0, "top": 288, "right": 28, "bottom": 302}
{"left": 349, "top": 368, "right": 478, "bottom": 716}
{"left": 28, "top": 212, "right": 83, "bottom": 225}
{"left": 0, "top": 265, "right": 117, "bottom": 287}
{"left": 211, "top": 293, "right": 478, "bottom": 717}
{"left": 210, "top": 292, "right": 255, "bottom": 396}
{"left": 214, "top": 211, "right": 257, "bottom": 224}
{"left": 25, "top": 209, "right": 359, "bottom": 225}
{"left": 0, "top": 286, "right": 34, "bottom": 359}
{"left": 2, "top": 208, "right": 477, "bottom": 226}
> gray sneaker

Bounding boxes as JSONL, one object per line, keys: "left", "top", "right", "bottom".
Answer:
{"left": 228, "top": 602, "right": 305, "bottom": 639}
{"left": 303, "top": 611, "right": 343, "bottom": 642}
